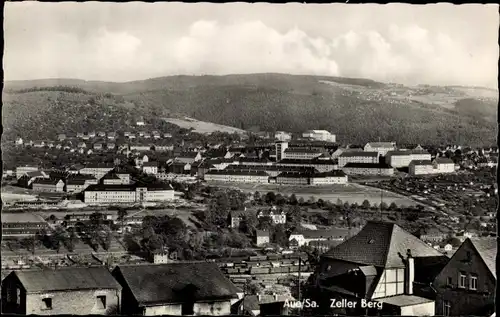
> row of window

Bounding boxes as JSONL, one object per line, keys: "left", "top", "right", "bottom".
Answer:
{"left": 448, "top": 272, "right": 478, "bottom": 290}
{"left": 41, "top": 295, "right": 107, "bottom": 310}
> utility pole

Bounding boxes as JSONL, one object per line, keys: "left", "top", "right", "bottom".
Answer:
{"left": 298, "top": 256, "right": 302, "bottom": 316}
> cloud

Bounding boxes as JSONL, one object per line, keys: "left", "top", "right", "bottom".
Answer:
{"left": 165, "top": 20, "right": 497, "bottom": 87}
{"left": 4, "top": 18, "right": 498, "bottom": 87}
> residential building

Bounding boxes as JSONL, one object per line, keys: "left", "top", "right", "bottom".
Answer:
{"left": 275, "top": 158, "right": 337, "bottom": 173}
{"left": 102, "top": 173, "right": 124, "bottom": 185}
{"left": 93, "top": 143, "right": 103, "bottom": 151}
{"left": 302, "top": 130, "right": 336, "bottom": 142}
{"left": 80, "top": 163, "right": 115, "bottom": 180}
{"left": 97, "top": 131, "right": 106, "bottom": 137}
{"left": 15, "top": 166, "right": 39, "bottom": 179}
{"left": 257, "top": 208, "right": 286, "bottom": 224}
{"left": 314, "top": 221, "right": 448, "bottom": 316}
{"left": 142, "top": 162, "right": 158, "bottom": 175}
{"left": 342, "top": 162, "right": 395, "bottom": 176}
{"left": 32, "top": 179, "right": 65, "bottom": 192}
{"left": 15, "top": 137, "right": 24, "bottom": 145}
{"left": 284, "top": 148, "right": 323, "bottom": 160}
{"left": 17, "top": 171, "right": 49, "bottom": 188}
{"left": 58, "top": 134, "right": 66, "bottom": 141}
{"left": 115, "top": 171, "right": 131, "bottom": 185}
{"left": 275, "top": 141, "right": 289, "bottom": 161}
{"left": 107, "top": 132, "right": 117, "bottom": 140}
{"left": 238, "top": 294, "right": 294, "bottom": 316}
{"left": 227, "top": 210, "right": 249, "bottom": 228}
{"left": 1, "top": 267, "right": 122, "bottom": 315}
{"left": 136, "top": 117, "right": 145, "bottom": 126}
{"left": 112, "top": 263, "right": 241, "bottom": 315}
{"left": 289, "top": 227, "right": 359, "bottom": 247}
{"left": 1, "top": 213, "right": 49, "bottom": 238}
{"left": 434, "top": 238, "right": 496, "bottom": 316}
{"left": 176, "top": 152, "right": 202, "bottom": 164}
{"left": 78, "top": 142, "right": 87, "bottom": 149}
{"left": 84, "top": 184, "right": 175, "bottom": 204}
{"left": 338, "top": 152, "right": 379, "bottom": 168}
{"left": 364, "top": 142, "right": 397, "bottom": 157}
{"left": 107, "top": 143, "right": 116, "bottom": 150}
{"left": 409, "top": 160, "right": 434, "bottom": 176}
{"left": 311, "top": 170, "right": 348, "bottom": 185}
{"left": 255, "top": 230, "right": 270, "bottom": 246}
{"left": 224, "top": 164, "right": 316, "bottom": 177}
{"left": 275, "top": 172, "right": 310, "bottom": 185}
{"left": 65, "top": 176, "right": 98, "bottom": 193}
{"left": 88, "top": 131, "right": 96, "bottom": 138}
{"left": 275, "top": 131, "right": 292, "bottom": 142}
{"left": 432, "top": 158, "right": 455, "bottom": 174}
{"left": 204, "top": 170, "right": 269, "bottom": 183}
{"left": 385, "top": 151, "right": 432, "bottom": 168}
{"left": 168, "top": 161, "right": 192, "bottom": 175}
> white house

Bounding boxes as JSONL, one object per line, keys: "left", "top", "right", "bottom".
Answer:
{"left": 302, "top": 130, "right": 336, "bottom": 142}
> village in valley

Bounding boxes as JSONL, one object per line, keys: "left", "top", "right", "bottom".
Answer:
{"left": 2, "top": 2, "right": 498, "bottom": 317}
{"left": 1, "top": 117, "right": 497, "bottom": 316}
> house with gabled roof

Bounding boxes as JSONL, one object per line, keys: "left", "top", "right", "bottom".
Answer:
{"left": 111, "top": 263, "right": 241, "bottom": 315}
{"left": 433, "top": 238, "right": 496, "bottom": 317}
{"left": 364, "top": 142, "right": 397, "bottom": 157}
{"left": 1, "top": 267, "right": 122, "bottom": 315}
{"left": 314, "top": 221, "right": 448, "bottom": 316}
{"left": 176, "top": 152, "right": 202, "bottom": 164}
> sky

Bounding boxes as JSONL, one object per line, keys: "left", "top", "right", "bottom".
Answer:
{"left": 4, "top": 2, "right": 499, "bottom": 88}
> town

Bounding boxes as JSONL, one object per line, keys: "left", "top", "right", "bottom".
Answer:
{"left": 1, "top": 120, "right": 497, "bottom": 316}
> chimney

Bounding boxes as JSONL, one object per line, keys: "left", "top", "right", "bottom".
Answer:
{"left": 405, "top": 249, "right": 415, "bottom": 295}
{"left": 257, "top": 294, "right": 262, "bottom": 302}
{"left": 274, "top": 293, "right": 279, "bottom": 301}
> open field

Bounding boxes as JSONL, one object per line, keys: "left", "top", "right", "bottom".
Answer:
{"left": 1, "top": 186, "right": 38, "bottom": 203}
{"left": 164, "top": 117, "right": 246, "bottom": 135}
{"left": 208, "top": 182, "right": 422, "bottom": 206}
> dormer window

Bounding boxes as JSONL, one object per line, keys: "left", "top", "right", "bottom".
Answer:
{"left": 368, "top": 239, "right": 375, "bottom": 244}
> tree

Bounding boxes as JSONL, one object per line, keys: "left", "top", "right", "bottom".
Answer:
{"left": 272, "top": 224, "right": 288, "bottom": 247}
{"left": 380, "top": 202, "right": 389, "bottom": 211}
{"left": 240, "top": 213, "right": 258, "bottom": 235}
{"left": 362, "top": 200, "right": 371, "bottom": 209}
{"left": 336, "top": 198, "right": 343, "bottom": 206}
{"left": 257, "top": 216, "right": 273, "bottom": 231}
{"left": 265, "top": 192, "right": 277, "bottom": 205}
{"left": 253, "top": 191, "right": 261, "bottom": 202}
{"left": 298, "top": 197, "right": 305, "bottom": 205}
{"left": 276, "top": 194, "right": 286, "bottom": 206}
{"left": 289, "top": 194, "right": 298, "bottom": 205}
{"left": 117, "top": 208, "right": 128, "bottom": 235}
{"left": 145, "top": 234, "right": 164, "bottom": 252}
{"left": 389, "top": 202, "right": 398, "bottom": 210}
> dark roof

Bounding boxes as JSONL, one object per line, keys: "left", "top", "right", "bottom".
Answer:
{"left": 323, "top": 221, "right": 444, "bottom": 268}
{"left": 25, "top": 171, "right": 45, "bottom": 178}
{"left": 284, "top": 148, "right": 322, "bottom": 154}
{"left": 413, "top": 256, "right": 450, "bottom": 283}
{"left": 410, "top": 160, "right": 433, "bottom": 166}
{"left": 33, "top": 178, "right": 62, "bottom": 185}
{"left": 206, "top": 170, "right": 269, "bottom": 177}
{"left": 84, "top": 163, "right": 115, "bottom": 169}
{"left": 13, "top": 267, "right": 121, "bottom": 293}
{"left": 339, "top": 151, "right": 379, "bottom": 158}
{"left": 85, "top": 184, "right": 172, "bottom": 192}
{"left": 470, "top": 238, "right": 496, "bottom": 279}
{"left": 276, "top": 159, "right": 336, "bottom": 165}
{"left": 276, "top": 172, "right": 311, "bottom": 178}
{"left": 66, "top": 179, "right": 86, "bottom": 185}
{"left": 142, "top": 161, "right": 158, "bottom": 167}
{"left": 313, "top": 170, "right": 346, "bottom": 178}
{"left": 103, "top": 173, "right": 121, "bottom": 180}
{"left": 434, "top": 157, "right": 454, "bottom": 164}
{"left": 178, "top": 152, "right": 199, "bottom": 158}
{"left": 343, "top": 163, "right": 393, "bottom": 169}
{"left": 365, "top": 142, "right": 395, "bottom": 148}
{"left": 114, "top": 263, "right": 239, "bottom": 305}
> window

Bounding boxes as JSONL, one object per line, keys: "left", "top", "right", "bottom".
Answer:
{"left": 470, "top": 275, "right": 478, "bottom": 290}
{"left": 446, "top": 277, "right": 453, "bottom": 286}
{"left": 16, "top": 288, "right": 21, "bottom": 305}
{"left": 459, "top": 272, "right": 467, "bottom": 288}
{"left": 96, "top": 295, "right": 107, "bottom": 309}
{"left": 42, "top": 298, "right": 52, "bottom": 310}
{"left": 181, "top": 302, "right": 195, "bottom": 315}
{"left": 443, "top": 300, "right": 451, "bottom": 316}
